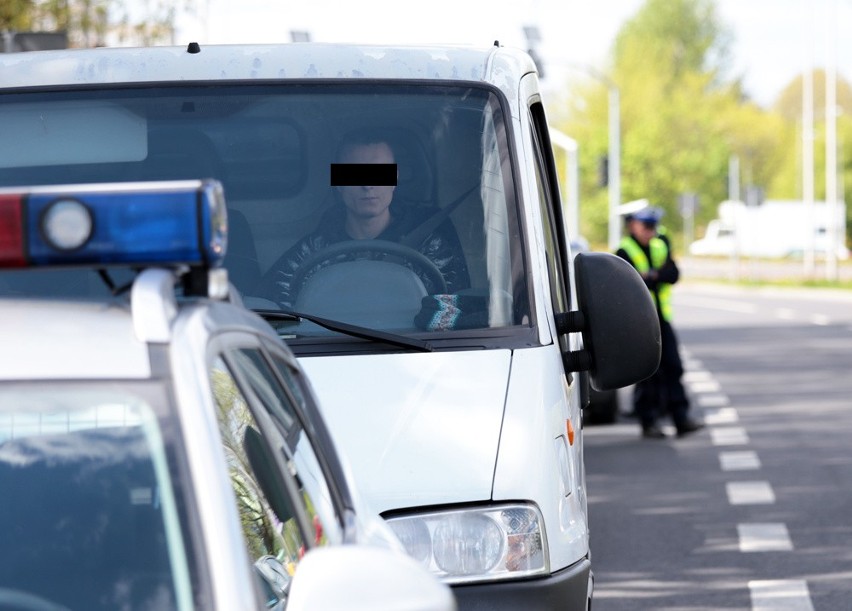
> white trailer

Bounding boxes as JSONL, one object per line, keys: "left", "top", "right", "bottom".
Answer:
{"left": 689, "top": 199, "right": 848, "bottom": 259}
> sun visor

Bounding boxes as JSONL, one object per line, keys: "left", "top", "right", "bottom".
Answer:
{"left": 0, "top": 101, "right": 147, "bottom": 168}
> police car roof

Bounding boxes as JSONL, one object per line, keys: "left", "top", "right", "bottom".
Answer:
{"left": 0, "top": 42, "right": 537, "bottom": 91}
{"left": 0, "top": 298, "right": 150, "bottom": 380}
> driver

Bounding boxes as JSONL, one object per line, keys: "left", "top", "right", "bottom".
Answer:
{"left": 262, "top": 128, "right": 470, "bottom": 311}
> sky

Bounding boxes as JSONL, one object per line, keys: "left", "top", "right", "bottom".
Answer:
{"left": 174, "top": 0, "right": 852, "bottom": 109}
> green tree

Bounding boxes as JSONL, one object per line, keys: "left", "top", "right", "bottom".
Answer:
{"left": 769, "top": 70, "right": 852, "bottom": 200}
{"left": 0, "top": 0, "right": 37, "bottom": 31}
{"left": 5, "top": 0, "right": 189, "bottom": 47}
{"left": 554, "top": 0, "right": 784, "bottom": 248}
{"left": 769, "top": 70, "right": 852, "bottom": 243}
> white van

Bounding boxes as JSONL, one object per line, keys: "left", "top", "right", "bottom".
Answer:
{"left": 689, "top": 199, "right": 849, "bottom": 259}
{"left": 0, "top": 42, "right": 660, "bottom": 609}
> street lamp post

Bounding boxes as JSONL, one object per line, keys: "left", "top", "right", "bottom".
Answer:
{"left": 607, "top": 86, "right": 621, "bottom": 252}
{"left": 550, "top": 130, "right": 580, "bottom": 238}
{"left": 569, "top": 67, "right": 622, "bottom": 251}
{"left": 521, "top": 26, "right": 621, "bottom": 251}
{"left": 825, "top": 0, "right": 839, "bottom": 281}
{"left": 563, "top": 65, "right": 622, "bottom": 250}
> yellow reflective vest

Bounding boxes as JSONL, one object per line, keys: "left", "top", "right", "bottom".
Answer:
{"left": 619, "top": 235, "right": 673, "bottom": 321}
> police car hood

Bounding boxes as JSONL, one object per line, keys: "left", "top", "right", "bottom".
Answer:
{"left": 299, "top": 350, "right": 511, "bottom": 514}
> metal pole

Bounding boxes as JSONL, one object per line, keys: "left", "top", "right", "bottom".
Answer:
{"left": 803, "top": 5, "right": 815, "bottom": 277}
{"left": 728, "top": 155, "right": 740, "bottom": 280}
{"left": 568, "top": 142, "right": 580, "bottom": 239}
{"left": 826, "top": 0, "right": 838, "bottom": 281}
{"left": 608, "top": 86, "right": 621, "bottom": 251}
{"left": 728, "top": 155, "right": 740, "bottom": 201}
{"left": 549, "top": 129, "right": 580, "bottom": 238}
{"left": 684, "top": 195, "right": 696, "bottom": 248}
{"left": 560, "top": 64, "right": 620, "bottom": 250}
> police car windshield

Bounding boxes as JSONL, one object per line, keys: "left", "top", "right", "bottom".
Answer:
{"left": 0, "top": 84, "right": 531, "bottom": 347}
{"left": 0, "top": 384, "right": 193, "bottom": 611}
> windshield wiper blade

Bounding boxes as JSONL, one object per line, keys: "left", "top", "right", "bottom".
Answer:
{"left": 253, "top": 309, "right": 433, "bottom": 352}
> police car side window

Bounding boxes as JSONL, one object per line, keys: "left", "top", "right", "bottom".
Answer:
{"left": 209, "top": 356, "right": 308, "bottom": 604}
{"left": 227, "top": 349, "right": 344, "bottom": 547}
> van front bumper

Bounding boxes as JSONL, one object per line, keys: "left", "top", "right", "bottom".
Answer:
{"left": 451, "top": 557, "right": 591, "bottom": 610}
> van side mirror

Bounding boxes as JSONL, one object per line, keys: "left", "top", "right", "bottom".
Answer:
{"left": 560, "top": 252, "right": 661, "bottom": 391}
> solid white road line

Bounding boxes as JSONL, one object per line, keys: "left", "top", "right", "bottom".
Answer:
{"left": 738, "top": 523, "right": 793, "bottom": 552}
{"left": 749, "top": 580, "right": 814, "bottom": 611}
{"left": 810, "top": 314, "right": 830, "bottom": 326}
{"left": 711, "top": 427, "right": 750, "bottom": 446}
{"left": 720, "top": 451, "right": 761, "bottom": 471}
{"left": 727, "top": 481, "right": 776, "bottom": 505}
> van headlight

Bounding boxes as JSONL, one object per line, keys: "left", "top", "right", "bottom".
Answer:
{"left": 386, "top": 504, "right": 548, "bottom": 584}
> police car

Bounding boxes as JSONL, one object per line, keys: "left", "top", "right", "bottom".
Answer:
{"left": 0, "top": 180, "right": 454, "bottom": 611}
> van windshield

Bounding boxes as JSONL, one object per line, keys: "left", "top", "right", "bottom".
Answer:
{"left": 0, "top": 84, "right": 530, "bottom": 347}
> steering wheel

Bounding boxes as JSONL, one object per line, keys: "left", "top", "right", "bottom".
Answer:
{"left": 288, "top": 240, "right": 448, "bottom": 301}
{"left": 0, "top": 588, "right": 71, "bottom": 611}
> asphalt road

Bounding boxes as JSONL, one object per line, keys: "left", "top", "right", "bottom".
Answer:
{"left": 680, "top": 256, "right": 852, "bottom": 284}
{"left": 583, "top": 282, "right": 852, "bottom": 610}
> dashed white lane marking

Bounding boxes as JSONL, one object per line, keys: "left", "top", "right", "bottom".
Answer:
{"left": 749, "top": 580, "right": 814, "bottom": 611}
{"left": 711, "top": 427, "right": 750, "bottom": 446}
{"left": 697, "top": 393, "right": 729, "bottom": 408}
{"left": 685, "top": 360, "right": 810, "bottom": 610}
{"left": 678, "top": 296, "right": 758, "bottom": 314}
{"left": 689, "top": 379, "right": 722, "bottom": 393}
{"left": 683, "top": 370, "right": 714, "bottom": 383}
{"left": 776, "top": 308, "right": 796, "bottom": 320}
{"left": 705, "top": 407, "right": 739, "bottom": 425}
{"left": 727, "top": 481, "right": 776, "bottom": 505}
{"left": 772, "top": 310, "right": 831, "bottom": 326}
{"left": 582, "top": 423, "right": 640, "bottom": 437}
{"left": 720, "top": 451, "right": 761, "bottom": 471}
{"left": 738, "top": 523, "right": 793, "bottom": 552}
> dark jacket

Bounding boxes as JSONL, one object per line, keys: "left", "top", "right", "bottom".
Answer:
{"left": 262, "top": 203, "right": 470, "bottom": 308}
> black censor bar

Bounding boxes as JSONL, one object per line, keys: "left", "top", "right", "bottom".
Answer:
{"left": 330, "top": 163, "right": 397, "bottom": 187}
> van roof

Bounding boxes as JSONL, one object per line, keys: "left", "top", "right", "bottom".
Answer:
{"left": 0, "top": 43, "right": 537, "bottom": 90}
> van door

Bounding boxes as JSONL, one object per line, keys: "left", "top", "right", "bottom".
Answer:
{"left": 491, "top": 75, "right": 590, "bottom": 578}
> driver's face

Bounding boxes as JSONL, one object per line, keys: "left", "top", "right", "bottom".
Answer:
{"left": 337, "top": 142, "right": 396, "bottom": 221}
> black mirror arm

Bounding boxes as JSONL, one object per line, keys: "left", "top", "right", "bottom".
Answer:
{"left": 555, "top": 310, "right": 585, "bottom": 334}
{"left": 555, "top": 310, "right": 592, "bottom": 372}
{"left": 563, "top": 349, "right": 592, "bottom": 373}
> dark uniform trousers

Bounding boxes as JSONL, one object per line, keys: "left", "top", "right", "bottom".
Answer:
{"left": 633, "top": 318, "right": 690, "bottom": 430}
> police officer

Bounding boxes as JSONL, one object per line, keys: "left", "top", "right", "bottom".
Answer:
{"left": 616, "top": 205, "right": 704, "bottom": 439}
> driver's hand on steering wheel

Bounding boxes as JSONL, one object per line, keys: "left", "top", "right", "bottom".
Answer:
{"left": 414, "top": 294, "right": 488, "bottom": 331}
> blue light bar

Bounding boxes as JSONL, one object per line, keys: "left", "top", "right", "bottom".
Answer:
{"left": 0, "top": 180, "right": 226, "bottom": 269}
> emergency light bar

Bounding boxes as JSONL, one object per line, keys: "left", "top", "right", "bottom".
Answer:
{"left": 0, "top": 180, "right": 227, "bottom": 269}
